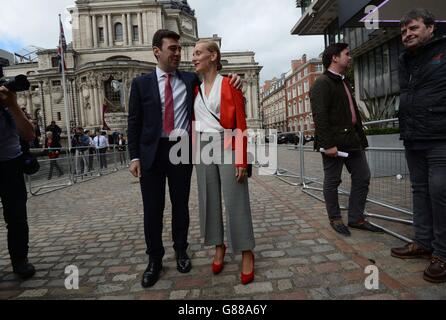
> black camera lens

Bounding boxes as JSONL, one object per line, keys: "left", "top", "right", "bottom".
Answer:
{"left": 4, "top": 75, "right": 30, "bottom": 92}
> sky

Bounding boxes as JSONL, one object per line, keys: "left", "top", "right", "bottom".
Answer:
{"left": 0, "top": 0, "right": 324, "bottom": 83}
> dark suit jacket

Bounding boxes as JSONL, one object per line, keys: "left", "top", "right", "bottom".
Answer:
{"left": 128, "top": 70, "right": 200, "bottom": 170}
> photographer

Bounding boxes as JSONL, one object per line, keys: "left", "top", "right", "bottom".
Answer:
{"left": 0, "top": 85, "right": 36, "bottom": 279}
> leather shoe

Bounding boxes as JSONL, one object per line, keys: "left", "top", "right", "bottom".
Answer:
{"left": 391, "top": 243, "right": 433, "bottom": 260}
{"left": 141, "top": 261, "right": 162, "bottom": 288}
{"left": 423, "top": 257, "right": 446, "bottom": 283}
{"left": 176, "top": 251, "right": 192, "bottom": 274}
{"left": 348, "top": 220, "right": 383, "bottom": 233}
{"left": 12, "top": 258, "right": 36, "bottom": 280}
{"left": 330, "top": 219, "right": 351, "bottom": 237}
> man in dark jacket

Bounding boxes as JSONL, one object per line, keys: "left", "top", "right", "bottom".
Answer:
{"left": 310, "top": 43, "right": 382, "bottom": 237}
{"left": 46, "top": 121, "right": 62, "bottom": 143}
{"left": 390, "top": 9, "right": 446, "bottom": 284}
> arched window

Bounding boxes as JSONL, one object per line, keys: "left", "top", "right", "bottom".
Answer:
{"left": 114, "top": 23, "right": 123, "bottom": 42}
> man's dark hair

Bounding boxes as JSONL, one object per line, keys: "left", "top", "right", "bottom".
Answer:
{"left": 400, "top": 8, "right": 436, "bottom": 28}
{"left": 152, "top": 29, "right": 180, "bottom": 49}
{"left": 322, "top": 43, "right": 349, "bottom": 69}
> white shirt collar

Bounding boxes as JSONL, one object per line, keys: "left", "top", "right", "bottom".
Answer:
{"left": 328, "top": 69, "right": 345, "bottom": 80}
{"left": 156, "top": 66, "right": 176, "bottom": 80}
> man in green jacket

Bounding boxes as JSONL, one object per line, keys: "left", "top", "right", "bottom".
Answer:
{"left": 310, "top": 43, "right": 382, "bottom": 237}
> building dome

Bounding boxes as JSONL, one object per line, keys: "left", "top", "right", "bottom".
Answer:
{"left": 159, "top": 0, "right": 195, "bottom": 16}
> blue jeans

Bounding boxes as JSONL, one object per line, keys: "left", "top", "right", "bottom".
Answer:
{"left": 406, "top": 143, "right": 446, "bottom": 260}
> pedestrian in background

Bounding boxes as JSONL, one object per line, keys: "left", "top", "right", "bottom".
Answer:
{"left": 45, "top": 131, "right": 63, "bottom": 180}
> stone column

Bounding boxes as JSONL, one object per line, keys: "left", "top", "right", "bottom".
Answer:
{"left": 78, "top": 90, "right": 85, "bottom": 127}
{"left": 108, "top": 14, "right": 113, "bottom": 46}
{"left": 122, "top": 78, "right": 128, "bottom": 113}
{"left": 142, "top": 12, "right": 149, "bottom": 44}
{"left": 127, "top": 13, "right": 132, "bottom": 46}
{"left": 122, "top": 14, "right": 128, "bottom": 45}
{"left": 26, "top": 93, "right": 32, "bottom": 115}
{"left": 253, "top": 75, "right": 261, "bottom": 127}
{"left": 86, "top": 14, "right": 93, "bottom": 48}
{"left": 97, "top": 80, "right": 104, "bottom": 125}
{"left": 93, "top": 86, "right": 100, "bottom": 127}
{"left": 92, "top": 15, "right": 98, "bottom": 48}
{"left": 138, "top": 13, "right": 143, "bottom": 44}
{"left": 103, "top": 15, "right": 109, "bottom": 47}
{"left": 244, "top": 75, "right": 252, "bottom": 121}
{"left": 88, "top": 87, "right": 95, "bottom": 125}
{"left": 98, "top": 83, "right": 104, "bottom": 126}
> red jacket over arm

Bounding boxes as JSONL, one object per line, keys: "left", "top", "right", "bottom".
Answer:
{"left": 220, "top": 77, "right": 248, "bottom": 168}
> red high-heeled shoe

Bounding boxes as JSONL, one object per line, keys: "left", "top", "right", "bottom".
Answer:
{"left": 241, "top": 252, "right": 255, "bottom": 285}
{"left": 212, "top": 245, "right": 227, "bottom": 275}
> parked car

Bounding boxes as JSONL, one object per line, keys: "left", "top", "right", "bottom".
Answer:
{"left": 278, "top": 133, "right": 299, "bottom": 145}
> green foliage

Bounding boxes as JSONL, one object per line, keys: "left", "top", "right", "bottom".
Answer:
{"left": 359, "top": 89, "right": 397, "bottom": 122}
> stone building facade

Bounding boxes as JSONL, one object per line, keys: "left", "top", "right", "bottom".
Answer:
{"left": 260, "top": 74, "right": 287, "bottom": 133}
{"left": 285, "top": 54, "right": 323, "bottom": 135}
{"left": 4, "top": 0, "right": 262, "bottom": 140}
{"left": 260, "top": 54, "right": 322, "bottom": 135}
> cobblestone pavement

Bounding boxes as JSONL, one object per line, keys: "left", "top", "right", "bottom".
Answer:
{"left": 1, "top": 163, "right": 445, "bottom": 300}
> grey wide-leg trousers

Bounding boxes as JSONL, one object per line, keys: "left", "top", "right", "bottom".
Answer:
{"left": 195, "top": 133, "right": 255, "bottom": 254}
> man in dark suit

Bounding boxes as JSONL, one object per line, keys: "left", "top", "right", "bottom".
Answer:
{"left": 128, "top": 29, "right": 240, "bottom": 288}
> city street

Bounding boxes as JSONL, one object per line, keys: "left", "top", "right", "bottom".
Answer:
{"left": 1, "top": 157, "right": 445, "bottom": 300}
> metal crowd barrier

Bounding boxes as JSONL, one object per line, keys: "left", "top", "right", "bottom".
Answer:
{"left": 25, "top": 145, "right": 130, "bottom": 196}
{"left": 272, "top": 119, "right": 414, "bottom": 243}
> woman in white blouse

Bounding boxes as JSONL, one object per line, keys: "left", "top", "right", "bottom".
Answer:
{"left": 192, "top": 40, "right": 255, "bottom": 285}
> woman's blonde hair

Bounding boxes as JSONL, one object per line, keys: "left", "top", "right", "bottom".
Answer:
{"left": 197, "top": 40, "right": 223, "bottom": 71}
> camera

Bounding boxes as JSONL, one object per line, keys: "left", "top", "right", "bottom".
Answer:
{"left": 0, "top": 66, "right": 30, "bottom": 92}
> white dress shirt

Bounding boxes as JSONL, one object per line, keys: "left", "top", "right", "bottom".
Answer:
{"left": 94, "top": 135, "right": 108, "bottom": 149}
{"left": 156, "top": 67, "right": 189, "bottom": 137}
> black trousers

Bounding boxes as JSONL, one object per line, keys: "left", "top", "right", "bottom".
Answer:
{"left": 406, "top": 144, "right": 446, "bottom": 260}
{"left": 88, "top": 148, "right": 95, "bottom": 171}
{"left": 322, "top": 150, "right": 371, "bottom": 223}
{"left": 140, "top": 139, "right": 193, "bottom": 262}
{"left": 98, "top": 148, "right": 107, "bottom": 169}
{"left": 48, "top": 159, "right": 63, "bottom": 179}
{"left": 0, "top": 156, "right": 29, "bottom": 262}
